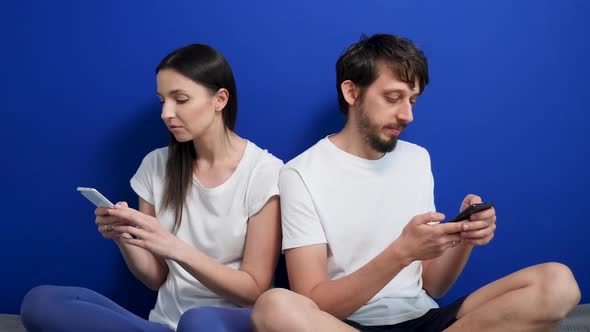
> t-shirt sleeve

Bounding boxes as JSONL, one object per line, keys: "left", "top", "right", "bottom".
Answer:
{"left": 130, "top": 151, "right": 157, "bottom": 205}
{"left": 280, "top": 167, "right": 327, "bottom": 250}
{"left": 247, "top": 158, "right": 283, "bottom": 218}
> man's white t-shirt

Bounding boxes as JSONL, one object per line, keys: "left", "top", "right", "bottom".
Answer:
{"left": 281, "top": 137, "right": 439, "bottom": 326}
{"left": 130, "top": 141, "right": 283, "bottom": 330}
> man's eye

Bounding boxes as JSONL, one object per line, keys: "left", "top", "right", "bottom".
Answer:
{"left": 410, "top": 99, "right": 417, "bottom": 105}
{"left": 386, "top": 98, "right": 398, "bottom": 103}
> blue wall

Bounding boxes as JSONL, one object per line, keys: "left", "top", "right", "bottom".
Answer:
{"left": 1, "top": 0, "right": 588, "bottom": 316}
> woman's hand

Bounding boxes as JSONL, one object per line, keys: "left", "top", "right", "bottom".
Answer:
{"left": 107, "top": 202, "right": 186, "bottom": 260}
{"left": 95, "top": 203, "right": 132, "bottom": 240}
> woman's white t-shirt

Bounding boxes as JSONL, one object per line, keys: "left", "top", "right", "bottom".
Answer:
{"left": 130, "top": 141, "right": 283, "bottom": 330}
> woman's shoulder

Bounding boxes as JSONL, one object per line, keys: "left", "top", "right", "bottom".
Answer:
{"left": 245, "top": 140, "right": 283, "bottom": 169}
{"left": 138, "top": 146, "right": 169, "bottom": 169}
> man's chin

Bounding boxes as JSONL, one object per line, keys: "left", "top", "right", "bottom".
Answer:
{"left": 369, "top": 136, "right": 398, "bottom": 153}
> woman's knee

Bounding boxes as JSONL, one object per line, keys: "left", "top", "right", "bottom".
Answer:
{"left": 21, "top": 285, "right": 64, "bottom": 329}
{"left": 178, "top": 307, "right": 225, "bottom": 325}
{"left": 22, "top": 285, "right": 62, "bottom": 313}
{"left": 177, "top": 306, "right": 251, "bottom": 331}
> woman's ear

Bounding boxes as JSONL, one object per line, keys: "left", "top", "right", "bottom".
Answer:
{"left": 341, "top": 80, "right": 359, "bottom": 107}
{"left": 215, "top": 88, "right": 229, "bottom": 112}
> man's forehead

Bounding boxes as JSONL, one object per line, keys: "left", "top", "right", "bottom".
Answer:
{"left": 374, "top": 72, "right": 420, "bottom": 95}
{"left": 373, "top": 61, "right": 420, "bottom": 93}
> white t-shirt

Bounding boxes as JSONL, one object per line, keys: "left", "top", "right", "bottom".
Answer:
{"left": 130, "top": 140, "right": 283, "bottom": 330}
{"left": 281, "top": 137, "right": 439, "bottom": 326}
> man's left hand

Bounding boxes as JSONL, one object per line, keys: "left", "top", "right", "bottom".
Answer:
{"left": 458, "top": 194, "right": 496, "bottom": 246}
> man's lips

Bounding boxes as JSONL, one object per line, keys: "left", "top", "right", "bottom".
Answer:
{"left": 385, "top": 126, "right": 403, "bottom": 136}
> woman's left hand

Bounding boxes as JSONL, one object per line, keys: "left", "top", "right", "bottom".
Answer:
{"left": 108, "top": 202, "right": 185, "bottom": 260}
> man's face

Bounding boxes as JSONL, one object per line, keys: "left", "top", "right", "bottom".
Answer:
{"left": 355, "top": 64, "right": 420, "bottom": 153}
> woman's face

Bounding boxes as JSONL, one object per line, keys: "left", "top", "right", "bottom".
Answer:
{"left": 156, "top": 69, "right": 223, "bottom": 142}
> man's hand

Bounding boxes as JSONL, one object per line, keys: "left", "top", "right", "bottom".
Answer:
{"left": 458, "top": 194, "right": 497, "bottom": 246}
{"left": 395, "top": 212, "right": 466, "bottom": 264}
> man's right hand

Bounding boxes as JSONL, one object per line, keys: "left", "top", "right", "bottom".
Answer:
{"left": 394, "top": 212, "right": 465, "bottom": 265}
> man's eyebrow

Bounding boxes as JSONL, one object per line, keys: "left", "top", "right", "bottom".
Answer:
{"left": 383, "top": 89, "right": 420, "bottom": 97}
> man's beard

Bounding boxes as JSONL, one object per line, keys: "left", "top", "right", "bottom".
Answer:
{"left": 358, "top": 104, "right": 404, "bottom": 154}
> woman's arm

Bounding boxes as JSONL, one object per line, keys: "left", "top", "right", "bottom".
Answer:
{"left": 110, "top": 196, "right": 282, "bottom": 306}
{"left": 179, "top": 196, "right": 281, "bottom": 306}
{"left": 113, "top": 198, "right": 169, "bottom": 291}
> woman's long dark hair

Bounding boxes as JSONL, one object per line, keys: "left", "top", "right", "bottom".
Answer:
{"left": 156, "top": 44, "right": 238, "bottom": 232}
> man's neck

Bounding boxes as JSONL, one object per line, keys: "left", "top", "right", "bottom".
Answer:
{"left": 329, "top": 125, "right": 385, "bottom": 160}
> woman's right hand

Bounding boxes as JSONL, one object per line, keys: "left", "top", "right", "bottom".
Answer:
{"left": 95, "top": 203, "right": 132, "bottom": 240}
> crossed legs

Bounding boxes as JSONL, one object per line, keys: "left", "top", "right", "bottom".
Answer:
{"left": 252, "top": 263, "right": 580, "bottom": 332}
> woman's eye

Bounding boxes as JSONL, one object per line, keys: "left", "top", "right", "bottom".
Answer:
{"left": 386, "top": 98, "right": 398, "bottom": 103}
{"left": 176, "top": 99, "right": 188, "bottom": 104}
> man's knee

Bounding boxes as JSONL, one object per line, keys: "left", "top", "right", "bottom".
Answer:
{"left": 533, "top": 262, "right": 581, "bottom": 320}
{"left": 252, "top": 288, "right": 317, "bottom": 331}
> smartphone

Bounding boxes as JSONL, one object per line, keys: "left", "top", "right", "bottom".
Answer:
{"left": 447, "top": 202, "right": 494, "bottom": 222}
{"left": 77, "top": 187, "right": 115, "bottom": 208}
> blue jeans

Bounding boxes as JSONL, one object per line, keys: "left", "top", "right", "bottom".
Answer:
{"left": 21, "top": 285, "right": 253, "bottom": 332}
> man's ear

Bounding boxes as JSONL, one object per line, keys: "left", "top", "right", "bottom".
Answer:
{"left": 214, "top": 88, "right": 229, "bottom": 112}
{"left": 341, "top": 80, "right": 359, "bottom": 108}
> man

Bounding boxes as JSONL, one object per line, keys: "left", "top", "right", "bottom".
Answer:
{"left": 251, "top": 34, "right": 580, "bottom": 331}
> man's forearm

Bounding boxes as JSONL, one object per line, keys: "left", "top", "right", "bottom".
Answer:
{"left": 308, "top": 243, "right": 410, "bottom": 319}
{"left": 422, "top": 244, "right": 473, "bottom": 298}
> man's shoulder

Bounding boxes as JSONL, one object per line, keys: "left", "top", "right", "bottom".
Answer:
{"left": 284, "top": 138, "right": 431, "bottom": 170}
{"left": 393, "top": 140, "right": 429, "bottom": 157}
{"left": 284, "top": 138, "right": 329, "bottom": 171}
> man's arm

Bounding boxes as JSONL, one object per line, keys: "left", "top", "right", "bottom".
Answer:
{"left": 286, "top": 242, "right": 408, "bottom": 320}
{"left": 422, "top": 243, "right": 473, "bottom": 298}
{"left": 422, "top": 194, "right": 497, "bottom": 298}
{"left": 281, "top": 167, "right": 465, "bottom": 319}
{"left": 286, "top": 212, "right": 466, "bottom": 319}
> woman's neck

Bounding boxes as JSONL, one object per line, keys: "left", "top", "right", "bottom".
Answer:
{"left": 192, "top": 123, "right": 245, "bottom": 167}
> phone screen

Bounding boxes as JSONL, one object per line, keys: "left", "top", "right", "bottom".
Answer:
{"left": 447, "top": 202, "right": 494, "bottom": 222}
{"left": 77, "top": 187, "right": 115, "bottom": 208}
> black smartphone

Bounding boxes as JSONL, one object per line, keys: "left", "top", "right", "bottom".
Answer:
{"left": 447, "top": 202, "right": 494, "bottom": 222}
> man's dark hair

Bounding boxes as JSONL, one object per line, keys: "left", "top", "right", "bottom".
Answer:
{"left": 336, "top": 34, "right": 429, "bottom": 114}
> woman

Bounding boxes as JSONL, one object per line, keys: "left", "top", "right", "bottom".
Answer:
{"left": 21, "top": 44, "right": 283, "bottom": 331}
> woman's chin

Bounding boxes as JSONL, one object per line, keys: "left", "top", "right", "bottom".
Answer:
{"left": 172, "top": 133, "right": 193, "bottom": 143}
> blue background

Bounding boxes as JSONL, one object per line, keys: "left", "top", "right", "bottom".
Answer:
{"left": 1, "top": 0, "right": 588, "bottom": 317}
